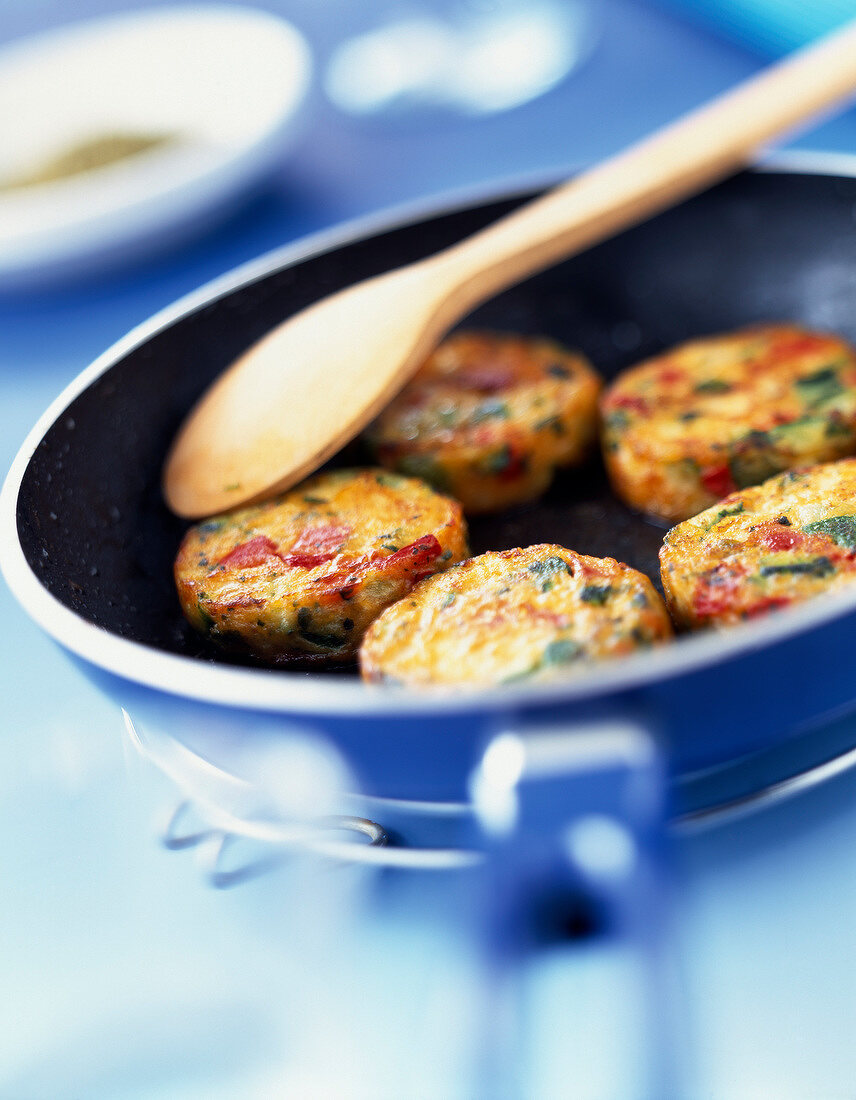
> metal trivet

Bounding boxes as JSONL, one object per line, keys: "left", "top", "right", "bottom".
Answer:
{"left": 128, "top": 708, "right": 856, "bottom": 883}
{"left": 161, "top": 799, "right": 389, "bottom": 887}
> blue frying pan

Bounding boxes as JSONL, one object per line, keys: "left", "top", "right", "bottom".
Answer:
{"left": 5, "top": 154, "right": 856, "bottom": 810}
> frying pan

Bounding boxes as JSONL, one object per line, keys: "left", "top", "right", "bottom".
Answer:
{"left": 6, "top": 153, "right": 856, "bottom": 808}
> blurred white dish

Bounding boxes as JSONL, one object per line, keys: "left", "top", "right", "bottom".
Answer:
{"left": 0, "top": 5, "right": 312, "bottom": 289}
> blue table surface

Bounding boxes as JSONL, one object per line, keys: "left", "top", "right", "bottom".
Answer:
{"left": 3, "top": 2, "right": 856, "bottom": 1096}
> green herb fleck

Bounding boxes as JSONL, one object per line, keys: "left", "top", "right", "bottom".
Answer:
{"left": 802, "top": 515, "right": 856, "bottom": 550}
{"left": 303, "top": 495, "right": 327, "bottom": 504}
{"left": 196, "top": 601, "right": 215, "bottom": 630}
{"left": 470, "top": 400, "right": 510, "bottom": 423}
{"left": 706, "top": 501, "right": 745, "bottom": 530}
{"left": 529, "top": 556, "right": 571, "bottom": 578}
{"left": 546, "top": 363, "right": 572, "bottom": 379}
{"left": 198, "top": 518, "right": 227, "bottom": 534}
{"left": 729, "top": 439, "right": 780, "bottom": 489}
{"left": 669, "top": 456, "right": 701, "bottom": 480}
{"left": 382, "top": 543, "right": 399, "bottom": 552}
{"left": 529, "top": 555, "right": 570, "bottom": 593}
{"left": 504, "top": 636, "right": 584, "bottom": 681}
{"left": 768, "top": 415, "right": 827, "bottom": 446}
{"left": 605, "top": 410, "right": 630, "bottom": 433}
{"left": 395, "top": 454, "right": 450, "bottom": 491}
{"left": 541, "top": 638, "right": 582, "bottom": 666}
{"left": 695, "top": 379, "right": 732, "bottom": 394}
{"left": 759, "top": 556, "right": 834, "bottom": 578}
{"left": 795, "top": 367, "right": 844, "bottom": 407}
{"left": 441, "top": 592, "right": 457, "bottom": 609}
{"left": 481, "top": 445, "right": 513, "bottom": 475}
{"left": 826, "top": 416, "right": 852, "bottom": 438}
{"left": 580, "top": 584, "right": 613, "bottom": 605}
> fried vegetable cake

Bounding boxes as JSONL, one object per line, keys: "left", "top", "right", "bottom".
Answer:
{"left": 360, "top": 544, "right": 672, "bottom": 687}
{"left": 601, "top": 324, "right": 856, "bottom": 522}
{"left": 660, "top": 458, "right": 856, "bottom": 629}
{"left": 364, "top": 331, "right": 602, "bottom": 514}
{"left": 175, "top": 469, "right": 468, "bottom": 664}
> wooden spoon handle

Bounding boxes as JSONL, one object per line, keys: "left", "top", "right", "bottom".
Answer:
{"left": 437, "top": 19, "right": 856, "bottom": 317}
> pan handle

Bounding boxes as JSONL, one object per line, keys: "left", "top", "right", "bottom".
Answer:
{"left": 466, "top": 720, "right": 683, "bottom": 1100}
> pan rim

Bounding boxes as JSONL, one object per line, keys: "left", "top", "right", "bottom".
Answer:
{"left": 4, "top": 149, "right": 856, "bottom": 718}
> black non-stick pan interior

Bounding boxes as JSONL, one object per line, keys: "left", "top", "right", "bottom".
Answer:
{"left": 16, "top": 169, "right": 856, "bottom": 673}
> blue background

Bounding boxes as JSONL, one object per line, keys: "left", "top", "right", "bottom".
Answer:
{"left": 3, "top": 2, "right": 856, "bottom": 1095}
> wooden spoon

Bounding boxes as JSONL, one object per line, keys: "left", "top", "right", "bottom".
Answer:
{"left": 165, "top": 20, "right": 856, "bottom": 519}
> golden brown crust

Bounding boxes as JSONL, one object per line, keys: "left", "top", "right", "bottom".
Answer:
{"left": 365, "top": 331, "right": 602, "bottom": 513}
{"left": 660, "top": 458, "right": 856, "bottom": 629}
{"left": 360, "top": 544, "right": 672, "bottom": 687}
{"left": 175, "top": 469, "right": 468, "bottom": 664}
{"left": 601, "top": 324, "right": 856, "bottom": 522}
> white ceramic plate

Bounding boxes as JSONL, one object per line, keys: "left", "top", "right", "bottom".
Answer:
{"left": 0, "top": 4, "right": 312, "bottom": 288}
